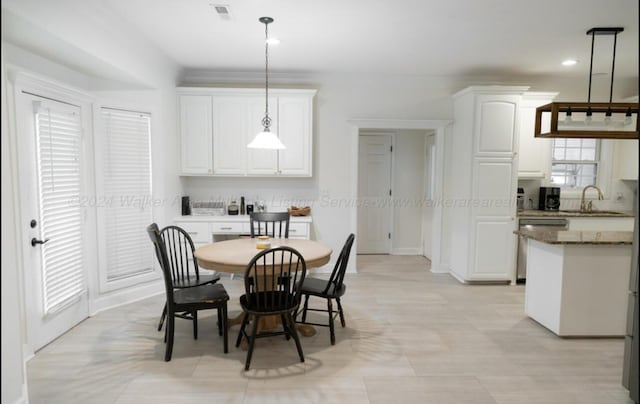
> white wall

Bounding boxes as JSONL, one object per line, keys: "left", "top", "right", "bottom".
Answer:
{"left": 1, "top": 4, "right": 180, "bottom": 401}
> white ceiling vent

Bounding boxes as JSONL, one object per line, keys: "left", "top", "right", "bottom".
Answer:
{"left": 210, "top": 4, "right": 232, "bottom": 19}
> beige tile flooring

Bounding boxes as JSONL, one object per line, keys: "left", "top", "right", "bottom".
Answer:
{"left": 27, "top": 255, "right": 633, "bottom": 404}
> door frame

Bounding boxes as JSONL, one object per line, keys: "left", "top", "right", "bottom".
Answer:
{"left": 349, "top": 119, "right": 451, "bottom": 273}
{"left": 357, "top": 131, "right": 395, "bottom": 254}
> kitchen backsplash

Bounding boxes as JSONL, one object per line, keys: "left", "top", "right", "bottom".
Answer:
{"left": 517, "top": 178, "right": 637, "bottom": 211}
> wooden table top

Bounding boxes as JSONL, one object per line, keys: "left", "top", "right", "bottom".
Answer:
{"left": 194, "top": 238, "right": 333, "bottom": 273}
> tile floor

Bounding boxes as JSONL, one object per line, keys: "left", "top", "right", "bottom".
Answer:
{"left": 27, "top": 255, "right": 633, "bottom": 403}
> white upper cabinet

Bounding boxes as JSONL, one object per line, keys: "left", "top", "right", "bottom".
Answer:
{"left": 178, "top": 88, "right": 316, "bottom": 177}
{"left": 180, "top": 95, "right": 213, "bottom": 174}
{"left": 517, "top": 92, "right": 557, "bottom": 179}
{"left": 474, "top": 95, "right": 520, "bottom": 156}
{"left": 277, "top": 94, "right": 313, "bottom": 176}
{"left": 613, "top": 139, "right": 639, "bottom": 180}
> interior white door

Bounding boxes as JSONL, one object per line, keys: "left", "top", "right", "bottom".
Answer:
{"left": 357, "top": 134, "right": 392, "bottom": 254}
{"left": 15, "top": 94, "right": 89, "bottom": 352}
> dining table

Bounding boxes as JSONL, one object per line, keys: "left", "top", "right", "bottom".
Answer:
{"left": 194, "top": 237, "right": 333, "bottom": 337}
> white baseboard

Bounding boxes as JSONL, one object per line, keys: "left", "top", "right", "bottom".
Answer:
{"left": 90, "top": 280, "right": 164, "bottom": 316}
{"left": 391, "top": 248, "right": 422, "bottom": 255}
{"left": 430, "top": 264, "right": 450, "bottom": 274}
{"left": 448, "top": 270, "right": 468, "bottom": 284}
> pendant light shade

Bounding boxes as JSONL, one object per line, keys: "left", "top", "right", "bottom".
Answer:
{"left": 534, "top": 27, "right": 638, "bottom": 139}
{"left": 248, "top": 17, "right": 286, "bottom": 150}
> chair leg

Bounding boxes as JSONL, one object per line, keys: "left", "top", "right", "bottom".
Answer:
{"left": 336, "top": 297, "right": 346, "bottom": 327}
{"left": 281, "top": 313, "right": 291, "bottom": 340}
{"left": 193, "top": 311, "right": 198, "bottom": 340}
{"left": 301, "top": 294, "right": 310, "bottom": 323}
{"left": 245, "top": 315, "right": 260, "bottom": 371}
{"left": 217, "top": 307, "right": 223, "bottom": 336}
{"left": 221, "top": 305, "right": 228, "bottom": 354}
{"left": 287, "top": 312, "right": 305, "bottom": 363}
{"left": 327, "top": 299, "right": 336, "bottom": 345}
{"left": 157, "top": 303, "right": 167, "bottom": 331}
{"left": 236, "top": 313, "right": 249, "bottom": 348}
{"left": 165, "top": 313, "right": 175, "bottom": 362}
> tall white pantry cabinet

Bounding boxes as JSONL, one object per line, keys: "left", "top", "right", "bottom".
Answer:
{"left": 449, "top": 86, "right": 529, "bottom": 283}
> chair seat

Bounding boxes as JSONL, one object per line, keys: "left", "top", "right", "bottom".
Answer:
{"left": 300, "top": 277, "right": 346, "bottom": 298}
{"left": 172, "top": 273, "right": 220, "bottom": 289}
{"left": 240, "top": 291, "right": 299, "bottom": 314}
{"left": 174, "top": 283, "right": 229, "bottom": 305}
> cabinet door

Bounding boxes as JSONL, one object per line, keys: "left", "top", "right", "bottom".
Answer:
{"left": 277, "top": 95, "right": 313, "bottom": 176}
{"left": 246, "top": 96, "right": 278, "bottom": 175}
{"left": 614, "top": 139, "right": 639, "bottom": 180}
{"left": 474, "top": 95, "right": 520, "bottom": 157}
{"left": 472, "top": 158, "right": 517, "bottom": 217}
{"left": 470, "top": 217, "right": 516, "bottom": 280}
{"left": 180, "top": 95, "right": 213, "bottom": 174}
{"left": 518, "top": 95, "right": 554, "bottom": 179}
{"left": 212, "top": 96, "right": 248, "bottom": 175}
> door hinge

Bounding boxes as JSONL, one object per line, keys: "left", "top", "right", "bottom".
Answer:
{"left": 390, "top": 145, "right": 393, "bottom": 152}
{"left": 389, "top": 189, "right": 392, "bottom": 196}
{"left": 388, "top": 233, "right": 391, "bottom": 239}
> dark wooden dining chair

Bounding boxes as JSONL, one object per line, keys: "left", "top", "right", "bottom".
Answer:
{"left": 296, "top": 233, "right": 355, "bottom": 345}
{"left": 147, "top": 223, "right": 229, "bottom": 361}
{"left": 235, "top": 246, "right": 307, "bottom": 370}
{"left": 249, "top": 212, "right": 290, "bottom": 238}
{"left": 156, "top": 225, "right": 220, "bottom": 332}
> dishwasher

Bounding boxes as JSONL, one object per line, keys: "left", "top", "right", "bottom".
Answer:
{"left": 516, "top": 217, "right": 569, "bottom": 283}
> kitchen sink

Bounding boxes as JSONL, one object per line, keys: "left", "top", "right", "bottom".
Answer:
{"left": 558, "top": 210, "right": 628, "bottom": 216}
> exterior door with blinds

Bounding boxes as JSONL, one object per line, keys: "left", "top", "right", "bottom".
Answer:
{"left": 96, "top": 108, "right": 155, "bottom": 292}
{"left": 16, "top": 95, "right": 89, "bottom": 351}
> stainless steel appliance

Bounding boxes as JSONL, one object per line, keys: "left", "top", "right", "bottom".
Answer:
{"left": 516, "top": 217, "right": 568, "bottom": 283}
{"left": 539, "top": 187, "right": 561, "bottom": 211}
{"left": 517, "top": 187, "right": 525, "bottom": 211}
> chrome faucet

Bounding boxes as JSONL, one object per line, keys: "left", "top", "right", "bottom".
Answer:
{"left": 580, "top": 185, "right": 604, "bottom": 213}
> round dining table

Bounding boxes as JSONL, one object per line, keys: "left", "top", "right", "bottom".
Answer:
{"left": 194, "top": 238, "right": 333, "bottom": 337}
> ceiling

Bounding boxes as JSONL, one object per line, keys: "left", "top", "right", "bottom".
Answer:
{"left": 2, "top": 0, "right": 639, "bottom": 86}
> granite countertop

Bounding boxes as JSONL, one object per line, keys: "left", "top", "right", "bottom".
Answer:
{"left": 517, "top": 209, "right": 635, "bottom": 218}
{"left": 514, "top": 229, "right": 633, "bottom": 245}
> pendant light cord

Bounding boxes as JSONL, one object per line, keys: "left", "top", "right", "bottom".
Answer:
{"left": 587, "top": 30, "right": 595, "bottom": 104}
{"left": 609, "top": 32, "right": 618, "bottom": 105}
{"left": 263, "top": 20, "right": 271, "bottom": 131}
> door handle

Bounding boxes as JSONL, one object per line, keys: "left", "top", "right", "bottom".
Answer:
{"left": 31, "top": 237, "right": 50, "bottom": 247}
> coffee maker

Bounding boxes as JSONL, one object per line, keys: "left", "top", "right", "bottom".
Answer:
{"left": 538, "top": 187, "right": 561, "bottom": 211}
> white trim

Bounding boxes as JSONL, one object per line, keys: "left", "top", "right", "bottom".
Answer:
{"left": 89, "top": 280, "right": 164, "bottom": 316}
{"left": 392, "top": 247, "right": 422, "bottom": 255}
{"left": 430, "top": 264, "right": 451, "bottom": 274}
{"left": 349, "top": 119, "right": 452, "bottom": 274}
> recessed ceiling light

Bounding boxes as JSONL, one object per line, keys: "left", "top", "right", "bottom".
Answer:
{"left": 562, "top": 59, "right": 578, "bottom": 66}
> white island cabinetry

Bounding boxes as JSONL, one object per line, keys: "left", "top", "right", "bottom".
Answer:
{"left": 518, "top": 229, "right": 633, "bottom": 336}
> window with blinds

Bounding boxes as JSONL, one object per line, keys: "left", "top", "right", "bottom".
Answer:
{"left": 550, "top": 138, "right": 601, "bottom": 188}
{"left": 35, "top": 102, "right": 86, "bottom": 314}
{"left": 100, "top": 108, "right": 154, "bottom": 284}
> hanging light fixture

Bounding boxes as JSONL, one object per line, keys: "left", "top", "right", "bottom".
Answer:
{"left": 534, "top": 27, "right": 639, "bottom": 139}
{"left": 247, "top": 16, "right": 286, "bottom": 150}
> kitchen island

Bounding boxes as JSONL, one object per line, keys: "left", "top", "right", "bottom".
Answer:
{"left": 514, "top": 229, "right": 633, "bottom": 337}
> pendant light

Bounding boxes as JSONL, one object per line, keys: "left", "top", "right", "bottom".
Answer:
{"left": 247, "top": 17, "right": 286, "bottom": 150}
{"left": 534, "top": 27, "right": 638, "bottom": 139}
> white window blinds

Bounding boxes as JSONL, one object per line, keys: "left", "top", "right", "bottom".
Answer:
{"left": 35, "top": 102, "right": 86, "bottom": 314}
{"left": 101, "top": 108, "right": 154, "bottom": 282}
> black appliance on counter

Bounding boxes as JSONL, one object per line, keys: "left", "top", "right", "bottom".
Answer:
{"left": 538, "top": 187, "right": 561, "bottom": 211}
{"left": 181, "top": 196, "right": 191, "bottom": 215}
